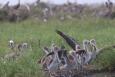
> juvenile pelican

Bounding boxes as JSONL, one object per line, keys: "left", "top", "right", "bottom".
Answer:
{"left": 8, "top": 40, "right": 15, "bottom": 50}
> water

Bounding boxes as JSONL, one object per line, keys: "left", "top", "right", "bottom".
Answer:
{"left": 86, "top": 72, "right": 115, "bottom": 77}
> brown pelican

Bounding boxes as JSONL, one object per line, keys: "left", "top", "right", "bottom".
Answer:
{"left": 105, "top": 0, "right": 113, "bottom": 9}
{"left": 83, "top": 40, "right": 93, "bottom": 53}
{"left": 39, "top": 43, "right": 59, "bottom": 65}
{"left": 56, "top": 30, "right": 89, "bottom": 71}
{"left": 82, "top": 39, "right": 99, "bottom": 64}
{"left": 46, "top": 46, "right": 66, "bottom": 77}
{"left": 39, "top": 44, "right": 72, "bottom": 77}
{"left": 89, "top": 39, "right": 99, "bottom": 61}
{"left": 56, "top": 30, "right": 87, "bottom": 62}
{"left": 17, "top": 42, "right": 28, "bottom": 51}
{"left": 82, "top": 40, "right": 92, "bottom": 64}
{"left": 56, "top": 30, "right": 97, "bottom": 65}
{"left": 39, "top": 44, "right": 65, "bottom": 73}
{"left": 8, "top": 40, "right": 15, "bottom": 50}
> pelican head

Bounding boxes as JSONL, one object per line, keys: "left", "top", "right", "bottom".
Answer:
{"left": 8, "top": 40, "right": 15, "bottom": 49}
{"left": 22, "top": 43, "right": 28, "bottom": 48}
{"left": 75, "top": 45, "right": 81, "bottom": 50}
{"left": 90, "top": 39, "right": 98, "bottom": 52}
{"left": 90, "top": 39, "right": 96, "bottom": 46}
{"left": 83, "top": 40, "right": 90, "bottom": 50}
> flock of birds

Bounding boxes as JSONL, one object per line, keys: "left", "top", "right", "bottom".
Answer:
{"left": 0, "top": 30, "right": 114, "bottom": 77}
{"left": 0, "top": 0, "right": 114, "bottom": 22}
{"left": 1, "top": 40, "right": 29, "bottom": 61}
{"left": 38, "top": 30, "right": 100, "bottom": 77}
{"left": 0, "top": 0, "right": 30, "bottom": 22}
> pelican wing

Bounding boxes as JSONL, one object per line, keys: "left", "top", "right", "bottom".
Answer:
{"left": 56, "top": 30, "right": 79, "bottom": 50}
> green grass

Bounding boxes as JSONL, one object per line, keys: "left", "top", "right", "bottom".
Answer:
{"left": 0, "top": 17, "right": 115, "bottom": 77}
{"left": 92, "top": 46, "right": 115, "bottom": 70}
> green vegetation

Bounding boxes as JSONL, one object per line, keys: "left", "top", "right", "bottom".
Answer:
{"left": 92, "top": 46, "right": 115, "bottom": 71}
{"left": 0, "top": 17, "right": 115, "bottom": 77}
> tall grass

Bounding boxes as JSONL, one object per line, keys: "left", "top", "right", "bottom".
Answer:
{"left": 0, "top": 17, "right": 115, "bottom": 77}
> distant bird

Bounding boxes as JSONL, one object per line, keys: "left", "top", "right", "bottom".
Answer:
{"left": 8, "top": 40, "right": 15, "bottom": 50}
{"left": 60, "top": 16, "right": 65, "bottom": 21}
{"left": 2, "top": 1, "right": 9, "bottom": 9}
{"left": 17, "top": 42, "right": 28, "bottom": 51}
{"left": 36, "top": 0, "right": 40, "bottom": 4}
{"left": 22, "top": 43, "right": 28, "bottom": 49}
{"left": 43, "top": 19, "right": 47, "bottom": 22}
{"left": 106, "top": 0, "right": 113, "bottom": 8}
{"left": 13, "top": 0, "right": 20, "bottom": 10}
{"left": 56, "top": 30, "right": 80, "bottom": 51}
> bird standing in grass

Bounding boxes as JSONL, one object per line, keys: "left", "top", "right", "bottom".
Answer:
{"left": 8, "top": 40, "right": 15, "bottom": 50}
